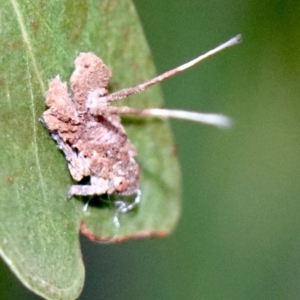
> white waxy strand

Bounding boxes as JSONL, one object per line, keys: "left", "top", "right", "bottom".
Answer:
{"left": 144, "top": 109, "right": 232, "bottom": 127}
{"left": 176, "top": 35, "right": 242, "bottom": 72}
{"left": 104, "top": 35, "right": 242, "bottom": 103}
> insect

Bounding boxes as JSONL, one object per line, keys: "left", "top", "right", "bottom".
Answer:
{"left": 41, "top": 35, "right": 241, "bottom": 225}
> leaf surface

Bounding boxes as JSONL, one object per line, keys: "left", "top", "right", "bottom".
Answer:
{"left": 0, "top": 0, "right": 181, "bottom": 298}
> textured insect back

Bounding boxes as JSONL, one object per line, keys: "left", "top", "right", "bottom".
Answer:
{"left": 70, "top": 53, "right": 112, "bottom": 114}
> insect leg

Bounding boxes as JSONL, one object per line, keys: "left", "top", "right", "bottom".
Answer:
{"left": 113, "top": 189, "right": 141, "bottom": 228}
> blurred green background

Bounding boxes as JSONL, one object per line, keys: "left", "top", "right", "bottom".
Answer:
{"left": 1, "top": 0, "right": 300, "bottom": 299}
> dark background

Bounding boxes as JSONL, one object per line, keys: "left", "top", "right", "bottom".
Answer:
{"left": 1, "top": 0, "right": 300, "bottom": 299}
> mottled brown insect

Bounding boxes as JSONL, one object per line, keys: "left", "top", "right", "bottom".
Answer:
{"left": 41, "top": 35, "right": 241, "bottom": 221}
{"left": 42, "top": 53, "right": 140, "bottom": 199}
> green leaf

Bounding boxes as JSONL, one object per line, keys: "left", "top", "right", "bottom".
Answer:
{"left": 0, "top": 0, "right": 181, "bottom": 299}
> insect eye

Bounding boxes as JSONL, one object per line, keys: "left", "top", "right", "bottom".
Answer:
{"left": 113, "top": 176, "right": 128, "bottom": 192}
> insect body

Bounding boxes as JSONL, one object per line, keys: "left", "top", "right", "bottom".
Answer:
{"left": 42, "top": 53, "right": 140, "bottom": 199}
{"left": 42, "top": 35, "right": 241, "bottom": 221}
